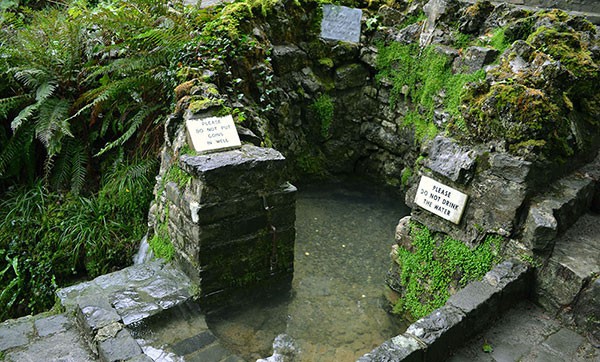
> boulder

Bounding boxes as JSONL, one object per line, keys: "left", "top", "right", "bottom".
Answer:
{"left": 452, "top": 46, "right": 499, "bottom": 73}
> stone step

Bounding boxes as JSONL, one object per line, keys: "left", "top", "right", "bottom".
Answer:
{"left": 57, "top": 260, "right": 194, "bottom": 362}
{"left": 535, "top": 213, "right": 600, "bottom": 343}
{"left": 521, "top": 172, "right": 595, "bottom": 251}
{"left": 0, "top": 313, "right": 96, "bottom": 361}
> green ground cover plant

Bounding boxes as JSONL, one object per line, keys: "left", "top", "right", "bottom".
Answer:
{"left": 393, "top": 222, "right": 502, "bottom": 319}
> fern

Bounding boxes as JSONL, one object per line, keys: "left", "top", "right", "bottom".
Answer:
{"left": 35, "top": 98, "right": 72, "bottom": 156}
{"left": 95, "top": 105, "right": 157, "bottom": 157}
{"left": 68, "top": 142, "right": 87, "bottom": 195}
{"left": 0, "top": 126, "right": 34, "bottom": 180}
{"left": 0, "top": 95, "right": 29, "bottom": 118}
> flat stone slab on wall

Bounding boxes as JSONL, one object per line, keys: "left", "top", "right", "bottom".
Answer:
{"left": 359, "top": 259, "right": 532, "bottom": 362}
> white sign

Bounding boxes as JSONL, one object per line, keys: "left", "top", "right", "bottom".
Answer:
{"left": 186, "top": 115, "right": 241, "bottom": 153}
{"left": 320, "top": 4, "right": 362, "bottom": 43}
{"left": 414, "top": 176, "right": 468, "bottom": 224}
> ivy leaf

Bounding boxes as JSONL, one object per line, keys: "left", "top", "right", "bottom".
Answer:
{"left": 482, "top": 341, "right": 493, "bottom": 353}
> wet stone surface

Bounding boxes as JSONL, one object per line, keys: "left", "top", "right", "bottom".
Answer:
{"left": 448, "top": 301, "right": 599, "bottom": 362}
{"left": 0, "top": 313, "right": 95, "bottom": 362}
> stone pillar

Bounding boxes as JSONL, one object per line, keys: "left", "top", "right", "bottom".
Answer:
{"left": 162, "top": 145, "right": 296, "bottom": 310}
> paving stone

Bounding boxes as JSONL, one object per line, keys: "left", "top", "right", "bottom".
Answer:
{"left": 488, "top": 338, "right": 532, "bottom": 361}
{"left": 171, "top": 331, "right": 216, "bottom": 355}
{"left": 0, "top": 317, "right": 34, "bottom": 351}
{"left": 34, "top": 314, "right": 71, "bottom": 338}
{"left": 185, "top": 343, "right": 230, "bottom": 362}
{"left": 3, "top": 324, "right": 95, "bottom": 362}
{"left": 98, "top": 329, "right": 142, "bottom": 362}
{"left": 542, "top": 327, "right": 585, "bottom": 359}
{"left": 449, "top": 302, "right": 599, "bottom": 362}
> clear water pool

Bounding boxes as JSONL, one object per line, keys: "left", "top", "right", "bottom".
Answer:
{"left": 208, "top": 180, "right": 410, "bottom": 361}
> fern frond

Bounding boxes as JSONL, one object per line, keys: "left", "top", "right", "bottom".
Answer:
{"left": 35, "top": 98, "right": 73, "bottom": 156}
{"left": 69, "top": 142, "right": 87, "bottom": 195}
{"left": 0, "top": 95, "right": 30, "bottom": 119}
{"left": 11, "top": 103, "right": 38, "bottom": 131}
{"left": 12, "top": 68, "right": 48, "bottom": 89}
{"left": 35, "top": 82, "right": 57, "bottom": 102}
{"left": 49, "top": 146, "right": 70, "bottom": 189}
{"left": 0, "top": 126, "right": 34, "bottom": 178}
{"left": 95, "top": 105, "right": 156, "bottom": 157}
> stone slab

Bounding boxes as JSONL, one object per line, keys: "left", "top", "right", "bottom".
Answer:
{"left": 3, "top": 325, "right": 95, "bottom": 362}
{"left": 98, "top": 329, "right": 142, "bottom": 362}
{"left": 181, "top": 145, "right": 285, "bottom": 175}
{"left": 0, "top": 317, "right": 33, "bottom": 351}
{"left": 406, "top": 305, "right": 467, "bottom": 361}
{"left": 34, "top": 314, "right": 71, "bottom": 338}
{"left": 320, "top": 4, "right": 362, "bottom": 43}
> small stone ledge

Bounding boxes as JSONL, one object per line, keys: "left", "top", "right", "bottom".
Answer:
{"left": 359, "top": 259, "right": 531, "bottom": 361}
{"left": 56, "top": 260, "right": 194, "bottom": 361}
{"left": 522, "top": 168, "right": 596, "bottom": 251}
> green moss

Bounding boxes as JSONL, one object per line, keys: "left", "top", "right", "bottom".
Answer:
{"left": 310, "top": 94, "right": 335, "bottom": 138}
{"left": 393, "top": 223, "right": 502, "bottom": 319}
{"left": 400, "top": 167, "right": 412, "bottom": 188}
{"left": 149, "top": 205, "right": 175, "bottom": 261}
{"left": 164, "top": 164, "right": 192, "bottom": 189}
{"left": 296, "top": 153, "right": 325, "bottom": 176}
{"left": 318, "top": 57, "right": 334, "bottom": 68}
{"left": 398, "top": 10, "right": 426, "bottom": 29}
{"left": 453, "top": 31, "right": 473, "bottom": 49}
{"left": 376, "top": 42, "right": 485, "bottom": 144}
{"left": 464, "top": 83, "right": 573, "bottom": 159}
{"left": 180, "top": 144, "right": 198, "bottom": 156}
{"left": 403, "top": 111, "right": 438, "bottom": 144}
{"left": 489, "top": 27, "right": 509, "bottom": 54}
{"left": 188, "top": 97, "right": 224, "bottom": 114}
{"left": 526, "top": 26, "right": 596, "bottom": 78}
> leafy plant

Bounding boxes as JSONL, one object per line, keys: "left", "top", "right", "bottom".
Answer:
{"left": 311, "top": 94, "right": 335, "bottom": 138}
{"left": 0, "top": 157, "right": 156, "bottom": 321}
{"left": 394, "top": 222, "right": 502, "bottom": 319}
{"left": 0, "top": 0, "right": 197, "bottom": 193}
